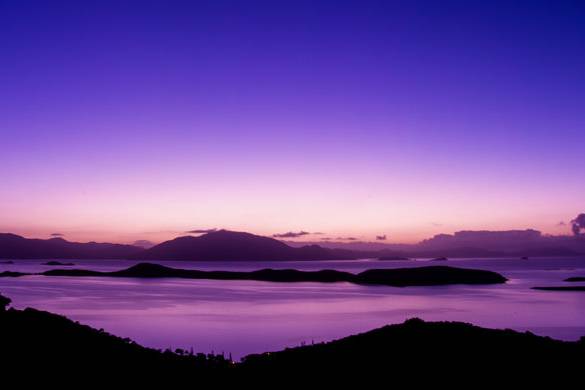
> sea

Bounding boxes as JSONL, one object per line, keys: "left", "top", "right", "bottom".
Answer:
{"left": 1, "top": 257, "right": 584, "bottom": 359}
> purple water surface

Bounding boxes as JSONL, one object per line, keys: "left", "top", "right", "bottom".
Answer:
{"left": 1, "top": 257, "right": 584, "bottom": 359}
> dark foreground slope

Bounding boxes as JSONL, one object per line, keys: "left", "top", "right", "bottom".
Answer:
{"left": 240, "top": 318, "right": 585, "bottom": 382}
{"left": 0, "top": 294, "right": 230, "bottom": 380}
{"left": 0, "top": 293, "right": 583, "bottom": 384}
{"left": 41, "top": 262, "right": 507, "bottom": 287}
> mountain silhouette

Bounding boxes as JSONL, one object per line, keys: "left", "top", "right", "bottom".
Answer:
{"left": 133, "top": 230, "right": 356, "bottom": 261}
{"left": 0, "top": 233, "right": 141, "bottom": 259}
{"left": 2, "top": 229, "right": 585, "bottom": 261}
{"left": 287, "top": 229, "right": 585, "bottom": 258}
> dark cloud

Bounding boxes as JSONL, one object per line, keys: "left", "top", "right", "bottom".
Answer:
{"left": 273, "top": 231, "right": 311, "bottom": 238}
{"left": 376, "top": 235, "right": 387, "bottom": 241}
{"left": 571, "top": 213, "right": 585, "bottom": 236}
{"left": 186, "top": 228, "right": 218, "bottom": 234}
{"left": 336, "top": 237, "right": 357, "bottom": 241}
{"left": 50, "top": 233, "right": 64, "bottom": 237}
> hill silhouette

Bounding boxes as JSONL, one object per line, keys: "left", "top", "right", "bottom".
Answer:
{"left": 0, "top": 293, "right": 583, "bottom": 384}
{"left": 2, "top": 229, "right": 585, "bottom": 261}
{"left": 133, "top": 230, "right": 357, "bottom": 261}
{"left": 240, "top": 318, "right": 585, "bottom": 383}
{"left": 0, "top": 233, "right": 141, "bottom": 259}
{"left": 0, "top": 293, "right": 229, "bottom": 380}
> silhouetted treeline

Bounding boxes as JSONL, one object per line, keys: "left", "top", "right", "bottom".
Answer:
{"left": 240, "top": 318, "right": 585, "bottom": 385}
{"left": 1, "top": 292, "right": 583, "bottom": 385}
{"left": 0, "top": 293, "right": 231, "bottom": 380}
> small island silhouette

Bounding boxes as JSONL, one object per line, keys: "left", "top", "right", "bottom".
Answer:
{"left": 377, "top": 256, "right": 410, "bottom": 261}
{"left": 42, "top": 261, "right": 75, "bottom": 266}
{"left": 565, "top": 276, "right": 585, "bottom": 282}
{"left": 532, "top": 286, "right": 585, "bottom": 292}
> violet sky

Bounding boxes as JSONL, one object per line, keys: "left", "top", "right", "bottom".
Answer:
{"left": 1, "top": 1, "right": 584, "bottom": 244}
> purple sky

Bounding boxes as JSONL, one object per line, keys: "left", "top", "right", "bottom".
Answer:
{"left": 1, "top": 1, "right": 584, "bottom": 244}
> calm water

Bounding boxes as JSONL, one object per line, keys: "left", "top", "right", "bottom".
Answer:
{"left": 1, "top": 257, "right": 585, "bottom": 359}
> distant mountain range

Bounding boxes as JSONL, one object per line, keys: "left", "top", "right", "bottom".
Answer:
{"left": 0, "top": 233, "right": 141, "bottom": 259}
{"left": 287, "top": 229, "right": 585, "bottom": 258}
{"left": 1, "top": 229, "right": 584, "bottom": 261}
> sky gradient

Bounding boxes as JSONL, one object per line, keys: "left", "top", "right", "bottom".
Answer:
{"left": 1, "top": 0, "right": 584, "bottom": 244}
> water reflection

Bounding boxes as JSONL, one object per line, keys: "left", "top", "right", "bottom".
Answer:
{"left": 1, "top": 257, "right": 584, "bottom": 359}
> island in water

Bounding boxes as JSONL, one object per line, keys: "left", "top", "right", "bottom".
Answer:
{"left": 565, "top": 276, "right": 585, "bottom": 282}
{"left": 377, "top": 256, "right": 410, "bottom": 261}
{"left": 3, "top": 262, "right": 508, "bottom": 287}
{"left": 42, "top": 261, "right": 76, "bottom": 266}
{"left": 532, "top": 286, "right": 585, "bottom": 292}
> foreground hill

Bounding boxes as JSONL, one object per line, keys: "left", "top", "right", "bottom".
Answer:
{"left": 0, "top": 293, "right": 582, "bottom": 383}
{"left": 0, "top": 233, "right": 141, "bottom": 259}
{"left": 240, "top": 318, "right": 584, "bottom": 382}
{"left": 0, "top": 294, "right": 229, "bottom": 379}
{"left": 133, "top": 230, "right": 357, "bottom": 261}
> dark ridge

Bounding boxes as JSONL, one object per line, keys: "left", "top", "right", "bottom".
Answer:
{"left": 377, "top": 256, "right": 410, "bottom": 261}
{"left": 431, "top": 256, "right": 448, "bottom": 261}
{"left": 0, "top": 293, "right": 230, "bottom": 378}
{"left": 565, "top": 276, "right": 585, "bottom": 282}
{"left": 0, "top": 233, "right": 142, "bottom": 260}
{"left": 532, "top": 286, "right": 585, "bottom": 291}
{"left": 3, "top": 229, "right": 585, "bottom": 261}
{"left": 40, "top": 263, "right": 507, "bottom": 287}
{"left": 133, "top": 230, "right": 357, "bottom": 261}
{"left": 1, "top": 292, "right": 583, "bottom": 382}
{"left": 43, "top": 261, "right": 75, "bottom": 266}
{"left": 240, "top": 318, "right": 585, "bottom": 377}
{"left": 0, "top": 271, "right": 28, "bottom": 278}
